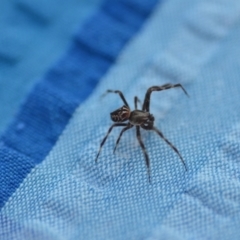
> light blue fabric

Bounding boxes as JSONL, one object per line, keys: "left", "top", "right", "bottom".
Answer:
{"left": 1, "top": 0, "right": 240, "bottom": 239}
{"left": 0, "top": 0, "right": 103, "bottom": 133}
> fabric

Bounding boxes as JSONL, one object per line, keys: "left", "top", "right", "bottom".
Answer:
{"left": 1, "top": 0, "right": 240, "bottom": 239}
{"left": 0, "top": 0, "right": 157, "bottom": 209}
{"left": 0, "top": 0, "right": 103, "bottom": 134}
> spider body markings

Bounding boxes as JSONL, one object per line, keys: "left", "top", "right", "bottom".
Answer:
{"left": 95, "top": 83, "right": 189, "bottom": 182}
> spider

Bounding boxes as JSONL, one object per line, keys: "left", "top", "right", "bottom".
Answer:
{"left": 95, "top": 83, "right": 189, "bottom": 182}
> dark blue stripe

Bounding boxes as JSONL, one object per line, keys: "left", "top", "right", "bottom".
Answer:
{"left": 0, "top": 0, "right": 159, "bottom": 208}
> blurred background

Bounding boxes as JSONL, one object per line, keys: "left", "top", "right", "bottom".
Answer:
{"left": 0, "top": 0, "right": 103, "bottom": 133}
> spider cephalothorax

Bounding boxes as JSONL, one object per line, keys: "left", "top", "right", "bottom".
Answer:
{"left": 95, "top": 84, "right": 189, "bottom": 182}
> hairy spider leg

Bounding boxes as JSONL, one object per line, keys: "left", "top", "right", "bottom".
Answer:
{"left": 136, "top": 126, "right": 151, "bottom": 183}
{"left": 95, "top": 123, "right": 128, "bottom": 162}
{"left": 152, "top": 126, "right": 187, "bottom": 171}
{"left": 134, "top": 96, "right": 142, "bottom": 110}
{"left": 102, "top": 90, "right": 129, "bottom": 107}
{"left": 142, "top": 83, "right": 189, "bottom": 112}
{"left": 113, "top": 124, "right": 133, "bottom": 153}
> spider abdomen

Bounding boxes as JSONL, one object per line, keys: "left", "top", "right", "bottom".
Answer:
{"left": 129, "top": 110, "right": 153, "bottom": 126}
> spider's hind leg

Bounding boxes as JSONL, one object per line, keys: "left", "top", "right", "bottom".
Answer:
{"left": 136, "top": 126, "right": 151, "bottom": 183}
{"left": 152, "top": 126, "right": 187, "bottom": 171}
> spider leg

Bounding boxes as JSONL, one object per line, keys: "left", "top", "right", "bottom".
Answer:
{"left": 142, "top": 83, "right": 189, "bottom": 112}
{"left": 152, "top": 126, "right": 187, "bottom": 171}
{"left": 101, "top": 90, "right": 129, "bottom": 107}
{"left": 113, "top": 124, "right": 133, "bottom": 153}
{"left": 134, "top": 96, "right": 142, "bottom": 110}
{"left": 136, "top": 126, "right": 151, "bottom": 183}
{"left": 95, "top": 123, "right": 128, "bottom": 162}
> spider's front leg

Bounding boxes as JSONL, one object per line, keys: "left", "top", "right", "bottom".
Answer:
{"left": 95, "top": 123, "right": 128, "bottom": 162}
{"left": 142, "top": 83, "right": 189, "bottom": 112}
{"left": 134, "top": 96, "right": 141, "bottom": 110}
{"left": 102, "top": 90, "right": 129, "bottom": 107}
{"left": 113, "top": 123, "right": 133, "bottom": 153}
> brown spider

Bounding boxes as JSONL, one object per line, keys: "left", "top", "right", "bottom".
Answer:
{"left": 95, "top": 83, "right": 189, "bottom": 182}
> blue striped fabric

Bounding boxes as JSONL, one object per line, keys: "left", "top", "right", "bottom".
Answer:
{"left": 0, "top": 0, "right": 158, "bottom": 208}
{"left": 0, "top": 0, "right": 103, "bottom": 134}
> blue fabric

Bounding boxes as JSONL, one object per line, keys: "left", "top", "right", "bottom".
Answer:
{"left": 0, "top": 0, "right": 103, "bottom": 134}
{"left": 1, "top": 0, "right": 240, "bottom": 239}
{"left": 0, "top": 0, "right": 158, "bottom": 208}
